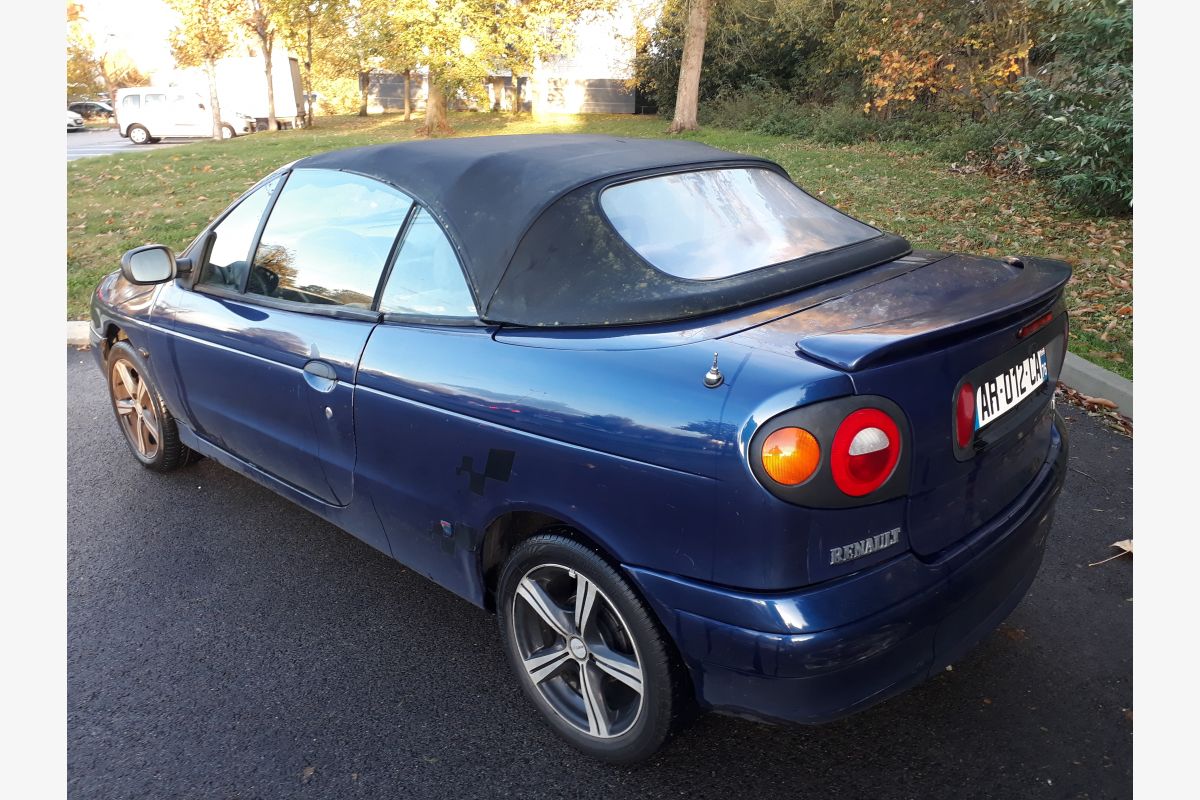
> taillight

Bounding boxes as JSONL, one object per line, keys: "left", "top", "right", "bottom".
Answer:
{"left": 760, "top": 427, "right": 820, "bottom": 485}
{"left": 1018, "top": 311, "right": 1054, "bottom": 340}
{"left": 955, "top": 382, "right": 975, "bottom": 448}
{"left": 830, "top": 408, "right": 901, "bottom": 497}
{"left": 749, "top": 395, "right": 909, "bottom": 508}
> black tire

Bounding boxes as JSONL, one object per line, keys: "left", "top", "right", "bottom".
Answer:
{"left": 497, "top": 534, "right": 682, "bottom": 764}
{"left": 106, "top": 341, "right": 192, "bottom": 472}
{"left": 148, "top": 137, "right": 162, "bottom": 144}
{"left": 221, "top": 124, "right": 235, "bottom": 139}
{"left": 127, "top": 124, "right": 150, "bottom": 145}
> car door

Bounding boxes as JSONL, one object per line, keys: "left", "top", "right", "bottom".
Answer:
{"left": 159, "top": 168, "right": 414, "bottom": 507}
{"left": 168, "top": 93, "right": 205, "bottom": 137}
{"left": 351, "top": 207, "right": 489, "bottom": 592}
{"left": 140, "top": 92, "right": 168, "bottom": 136}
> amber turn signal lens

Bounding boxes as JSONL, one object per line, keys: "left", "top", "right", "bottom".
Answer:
{"left": 761, "top": 427, "right": 820, "bottom": 485}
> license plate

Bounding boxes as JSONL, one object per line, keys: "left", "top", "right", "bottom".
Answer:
{"left": 975, "top": 348, "right": 1049, "bottom": 430}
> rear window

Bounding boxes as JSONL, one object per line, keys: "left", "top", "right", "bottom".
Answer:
{"left": 600, "top": 167, "right": 879, "bottom": 281}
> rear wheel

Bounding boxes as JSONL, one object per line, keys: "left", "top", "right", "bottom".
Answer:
{"left": 221, "top": 124, "right": 235, "bottom": 139}
{"left": 497, "top": 535, "right": 681, "bottom": 764}
{"left": 107, "top": 341, "right": 191, "bottom": 472}
{"left": 127, "top": 124, "right": 150, "bottom": 145}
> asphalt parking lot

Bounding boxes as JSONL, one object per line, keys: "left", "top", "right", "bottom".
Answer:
{"left": 67, "top": 128, "right": 192, "bottom": 161}
{"left": 67, "top": 348, "right": 1132, "bottom": 799}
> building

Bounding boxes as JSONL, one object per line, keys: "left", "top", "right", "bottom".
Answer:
{"left": 363, "top": 6, "right": 640, "bottom": 116}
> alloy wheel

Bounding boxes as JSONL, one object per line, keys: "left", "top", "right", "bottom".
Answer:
{"left": 111, "top": 359, "right": 160, "bottom": 459}
{"left": 510, "top": 563, "right": 645, "bottom": 739}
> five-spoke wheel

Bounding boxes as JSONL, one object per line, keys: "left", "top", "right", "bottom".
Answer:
{"left": 499, "top": 535, "right": 680, "bottom": 763}
{"left": 106, "top": 340, "right": 191, "bottom": 472}
{"left": 512, "top": 563, "right": 645, "bottom": 738}
{"left": 111, "top": 358, "right": 160, "bottom": 460}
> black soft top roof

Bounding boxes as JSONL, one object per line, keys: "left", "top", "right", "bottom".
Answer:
{"left": 295, "top": 134, "right": 910, "bottom": 327}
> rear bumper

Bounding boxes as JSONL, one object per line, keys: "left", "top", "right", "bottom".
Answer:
{"left": 627, "top": 414, "right": 1068, "bottom": 725}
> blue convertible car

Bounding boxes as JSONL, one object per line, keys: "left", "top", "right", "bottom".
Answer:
{"left": 91, "top": 134, "right": 1069, "bottom": 763}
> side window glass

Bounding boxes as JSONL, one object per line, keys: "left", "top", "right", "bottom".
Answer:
{"left": 196, "top": 175, "right": 281, "bottom": 290}
{"left": 246, "top": 169, "right": 411, "bottom": 308}
{"left": 378, "top": 209, "right": 476, "bottom": 318}
{"left": 144, "top": 93, "right": 167, "bottom": 107}
{"left": 121, "top": 94, "right": 140, "bottom": 111}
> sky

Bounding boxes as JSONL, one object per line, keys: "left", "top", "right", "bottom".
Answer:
{"left": 77, "top": 0, "right": 180, "bottom": 77}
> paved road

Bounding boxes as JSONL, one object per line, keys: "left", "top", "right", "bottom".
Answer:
{"left": 68, "top": 349, "right": 1132, "bottom": 799}
{"left": 67, "top": 128, "right": 193, "bottom": 162}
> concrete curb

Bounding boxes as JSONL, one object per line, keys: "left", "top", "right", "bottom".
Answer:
{"left": 1060, "top": 352, "right": 1133, "bottom": 418}
{"left": 66, "top": 318, "right": 1132, "bottom": 417}
{"left": 67, "top": 320, "right": 90, "bottom": 348}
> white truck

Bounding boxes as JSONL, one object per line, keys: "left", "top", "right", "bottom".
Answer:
{"left": 181, "top": 54, "right": 306, "bottom": 131}
{"left": 114, "top": 87, "right": 257, "bottom": 143}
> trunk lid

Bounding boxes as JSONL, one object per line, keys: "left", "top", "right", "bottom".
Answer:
{"left": 724, "top": 251, "right": 1070, "bottom": 556}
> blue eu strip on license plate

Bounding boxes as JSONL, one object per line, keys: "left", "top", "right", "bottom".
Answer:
{"left": 975, "top": 348, "right": 1049, "bottom": 430}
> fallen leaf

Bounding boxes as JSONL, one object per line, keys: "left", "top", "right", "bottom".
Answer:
{"left": 1000, "top": 625, "right": 1028, "bottom": 641}
{"left": 301, "top": 766, "right": 315, "bottom": 783}
{"left": 1088, "top": 539, "right": 1132, "bottom": 567}
{"left": 1080, "top": 395, "right": 1118, "bottom": 409}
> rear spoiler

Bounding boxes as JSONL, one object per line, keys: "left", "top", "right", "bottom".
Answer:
{"left": 796, "top": 257, "right": 1072, "bottom": 372}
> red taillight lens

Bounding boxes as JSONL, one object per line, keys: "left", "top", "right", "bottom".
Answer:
{"left": 1018, "top": 311, "right": 1054, "bottom": 339}
{"left": 955, "top": 382, "right": 975, "bottom": 448}
{"left": 831, "top": 408, "right": 901, "bottom": 497}
{"left": 760, "top": 427, "right": 821, "bottom": 485}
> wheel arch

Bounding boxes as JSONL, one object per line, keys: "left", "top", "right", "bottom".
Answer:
{"left": 99, "top": 322, "right": 128, "bottom": 360}
{"left": 479, "top": 508, "right": 623, "bottom": 613}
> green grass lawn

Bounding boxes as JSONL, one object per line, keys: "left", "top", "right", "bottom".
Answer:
{"left": 67, "top": 112, "right": 1133, "bottom": 379}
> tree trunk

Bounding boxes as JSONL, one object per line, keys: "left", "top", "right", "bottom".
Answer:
{"left": 668, "top": 0, "right": 711, "bottom": 133}
{"left": 304, "top": 13, "right": 314, "bottom": 127}
{"left": 358, "top": 71, "right": 369, "bottom": 116}
{"left": 403, "top": 69, "right": 411, "bottom": 121}
{"left": 423, "top": 78, "right": 452, "bottom": 136}
{"left": 262, "top": 38, "right": 277, "bottom": 131}
{"left": 510, "top": 76, "right": 521, "bottom": 114}
{"left": 491, "top": 76, "right": 505, "bottom": 111}
{"left": 205, "top": 60, "right": 223, "bottom": 141}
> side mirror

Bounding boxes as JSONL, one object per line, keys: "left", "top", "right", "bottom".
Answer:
{"left": 120, "top": 244, "right": 177, "bottom": 285}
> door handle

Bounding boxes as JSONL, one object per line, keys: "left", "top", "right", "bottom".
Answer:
{"left": 303, "top": 360, "right": 338, "bottom": 392}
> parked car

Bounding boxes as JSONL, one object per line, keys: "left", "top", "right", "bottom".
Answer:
{"left": 66, "top": 110, "right": 85, "bottom": 131}
{"left": 114, "top": 87, "right": 255, "bottom": 144}
{"left": 90, "top": 135, "right": 1070, "bottom": 764}
{"left": 68, "top": 100, "right": 114, "bottom": 121}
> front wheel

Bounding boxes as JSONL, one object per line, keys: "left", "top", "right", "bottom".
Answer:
{"left": 220, "top": 124, "right": 235, "bottom": 139}
{"left": 127, "top": 124, "right": 150, "bottom": 145}
{"left": 497, "top": 535, "right": 682, "bottom": 764}
{"left": 107, "top": 341, "right": 192, "bottom": 472}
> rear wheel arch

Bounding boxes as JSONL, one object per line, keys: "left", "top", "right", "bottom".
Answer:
{"left": 479, "top": 509, "right": 695, "bottom": 672}
{"left": 480, "top": 511, "right": 619, "bottom": 613}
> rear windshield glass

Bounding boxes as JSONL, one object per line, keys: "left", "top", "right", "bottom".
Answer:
{"left": 600, "top": 167, "right": 879, "bottom": 281}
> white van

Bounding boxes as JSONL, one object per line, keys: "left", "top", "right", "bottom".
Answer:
{"left": 115, "top": 87, "right": 256, "bottom": 144}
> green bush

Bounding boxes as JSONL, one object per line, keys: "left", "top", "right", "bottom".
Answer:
{"left": 808, "top": 104, "right": 881, "bottom": 144}
{"left": 1011, "top": 0, "right": 1132, "bottom": 215}
{"left": 926, "top": 116, "right": 1021, "bottom": 162}
{"left": 700, "top": 85, "right": 815, "bottom": 137}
